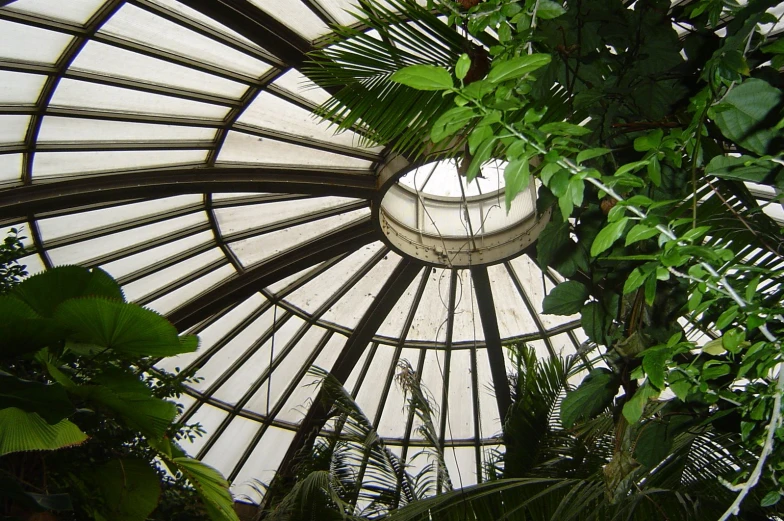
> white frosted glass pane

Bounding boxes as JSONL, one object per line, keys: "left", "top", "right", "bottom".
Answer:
{"left": 147, "top": 264, "right": 235, "bottom": 315}
{"left": 17, "top": 253, "right": 46, "bottom": 276}
{"left": 375, "top": 269, "right": 421, "bottom": 339}
{"left": 322, "top": 252, "right": 402, "bottom": 329}
{"left": 100, "top": 231, "right": 212, "bottom": 282}
{"left": 285, "top": 242, "right": 383, "bottom": 314}
{"left": 243, "top": 326, "right": 327, "bottom": 415}
{"left": 0, "top": 72, "right": 46, "bottom": 104}
{"left": 217, "top": 131, "right": 373, "bottom": 169}
{"left": 178, "top": 404, "right": 229, "bottom": 456}
{"left": 38, "top": 195, "right": 203, "bottom": 241}
{"left": 0, "top": 154, "right": 22, "bottom": 184}
{"left": 0, "top": 116, "right": 30, "bottom": 144}
{"left": 211, "top": 315, "right": 306, "bottom": 406}
{"left": 175, "top": 393, "right": 197, "bottom": 420}
{"left": 39, "top": 116, "right": 216, "bottom": 142}
{"left": 266, "top": 263, "right": 320, "bottom": 295}
{"left": 4, "top": 0, "right": 104, "bottom": 24}
{"left": 229, "top": 207, "right": 370, "bottom": 267}
{"left": 202, "top": 416, "right": 261, "bottom": 475}
{"left": 276, "top": 332, "right": 346, "bottom": 423}
{"left": 446, "top": 350, "right": 474, "bottom": 439}
{"left": 407, "top": 269, "right": 450, "bottom": 342}
{"left": 272, "top": 69, "right": 330, "bottom": 105}
{"left": 377, "top": 348, "right": 421, "bottom": 438}
{"left": 50, "top": 79, "right": 229, "bottom": 119}
{"left": 509, "top": 256, "right": 577, "bottom": 330}
{"left": 549, "top": 332, "right": 578, "bottom": 357}
{"left": 33, "top": 149, "right": 206, "bottom": 178}
{"left": 353, "top": 344, "right": 396, "bottom": 421}
{"left": 451, "top": 271, "right": 484, "bottom": 342}
{"left": 122, "top": 248, "right": 224, "bottom": 302}
{"left": 0, "top": 21, "right": 71, "bottom": 63}
{"left": 411, "top": 350, "right": 446, "bottom": 439}
{"left": 343, "top": 341, "right": 371, "bottom": 395}
{"left": 71, "top": 41, "right": 247, "bottom": 99}
{"left": 231, "top": 427, "right": 295, "bottom": 502}
{"left": 47, "top": 213, "right": 205, "bottom": 265}
{"left": 444, "top": 447, "right": 478, "bottom": 488}
{"left": 248, "top": 0, "right": 329, "bottom": 40}
{"left": 3, "top": 222, "right": 33, "bottom": 248}
{"left": 486, "top": 263, "right": 539, "bottom": 339}
{"left": 475, "top": 349, "right": 503, "bottom": 438}
{"left": 101, "top": 4, "right": 272, "bottom": 78}
{"left": 215, "top": 195, "right": 357, "bottom": 236}
{"left": 310, "top": 0, "right": 361, "bottom": 25}
{"left": 186, "top": 306, "right": 278, "bottom": 392}
{"left": 238, "top": 92, "right": 372, "bottom": 150}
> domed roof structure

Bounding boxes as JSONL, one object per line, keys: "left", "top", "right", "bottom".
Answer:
{"left": 2, "top": 0, "right": 623, "bottom": 503}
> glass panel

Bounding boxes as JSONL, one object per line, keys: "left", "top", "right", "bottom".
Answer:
{"left": 375, "top": 269, "right": 423, "bottom": 339}
{"left": 486, "top": 263, "right": 539, "bottom": 339}
{"left": 50, "top": 79, "right": 230, "bottom": 119}
{"left": 0, "top": 116, "right": 30, "bottom": 144}
{"left": 0, "top": 21, "right": 72, "bottom": 63}
{"left": 0, "top": 71, "right": 47, "bottom": 104}
{"left": 451, "top": 270, "right": 484, "bottom": 342}
{"left": 178, "top": 403, "right": 229, "bottom": 457}
{"left": 475, "top": 348, "right": 503, "bottom": 438}
{"left": 411, "top": 350, "right": 446, "bottom": 439}
{"left": 0, "top": 154, "right": 22, "bottom": 184}
{"left": 215, "top": 195, "right": 357, "bottom": 237}
{"left": 17, "top": 253, "right": 46, "bottom": 276}
{"left": 122, "top": 248, "right": 224, "bottom": 303}
{"left": 310, "top": 0, "right": 362, "bottom": 26}
{"left": 283, "top": 242, "right": 383, "bottom": 314}
{"left": 276, "top": 332, "right": 346, "bottom": 423}
{"left": 39, "top": 116, "right": 217, "bottom": 142}
{"left": 100, "top": 4, "right": 272, "bottom": 78}
{"left": 508, "top": 255, "right": 578, "bottom": 329}
{"left": 217, "top": 131, "right": 374, "bottom": 169}
{"left": 228, "top": 207, "right": 370, "bottom": 267}
{"left": 230, "top": 427, "right": 295, "bottom": 503}
{"left": 444, "top": 446, "right": 478, "bottom": 487}
{"left": 272, "top": 68, "right": 330, "bottom": 105}
{"left": 71, "top": 41, "right": 248, "bottom": 99}
{"left": 46, "top": 213, "right": 206, "bottom": 265}
{"left": 238, "top": 92, "right": 372, "bottom": 150}
{"left": 3, "top": 0, "right": 105, "bottom": 24}
{"left": 201, "top": 416, "right": 261, "bottom": 476}
{"left": 353, "top": 344, "right": 396, "bottom": 421}
{"left": 322, "top": 251, "right": 401, "bottom": 329}
{"left": 210, "top": 315, "right": 306, "bottom": 405}
{"left": 445, "top": 350, "right": 474, "bottom": 439}
{"left": 377, "top": 348, "right": 420, "bottom": 438}
{"left": 406, "top": 269, "right": 450, "bottom": 343}
{"left": 146, "top": 264, "right": 235, "bottom": 315}
{"left": 100, "top": 231, "right": 213, "bottom": 281}
{"left": 343, "top": 341, "right": 371, "bottom": 395}
{"left": 248, "top": 0, "right": 329, "bottom": 40}
{"left": 33, "top": 149, "right": 207, "bottom": 178}
{"left": 37, "top": 195, "right": 203, "bottom": 241}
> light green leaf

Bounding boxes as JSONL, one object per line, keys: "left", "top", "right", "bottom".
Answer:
{"left": 504, "top": 157, "right": 531, "bottom": 212}
{"left": 622, "top": 382, "right": 659, "bottom": 424}
{"left": 625, "top": 224, "right": 658, "bottom": 246}
{"left": 614, "top": 160, "right": 650, "bottom": 177}
{"left": 623, "top": 266, "right": 651, "bottom": 294}
{"left": 0, "top": 407, "right": 87, "bottom": 456}
{"left": 467, "top": 137, "right": 496, "bottom": 182}
{"left": 647, "top": 155, "right": 661, "bottom": 186}
{"left": 761, "top": 491, "right": 782, "bottom": 507}
{"left": 590, "top": 218, "right": 629, "bottom": 257}
{"left": 487, "top": 54, "right": 551, "bottom": 84}
{"left": 431, "top": 106, "right": 476, "bottom": 143}
{"left": 536, "top": 0, "right": 566, "bottom": 19}
{"left": 542, "top": 281, "right": 588, "bottom": 316}
{"left": 561, "top": 368, "right": 620, "bottom": 428}
{"left": 642, "top": 348, "right": 668, "bottom": 390}
{"left": 576, "top": 147, "right": 611, "bottom": 164}
{"left": 539, "top": 122, "right": 591, "bottom": 136}
{"left": 633, "top": 129, "right": 663, "bottom": 152}
{"left": 455, "top": 53, "right": 471, "bottom": 81}
{"left": 390, "top": 65, "right": 453, "bottom": 91}
{"left": 166, "top": 457, "right": 240, "bottom": 521}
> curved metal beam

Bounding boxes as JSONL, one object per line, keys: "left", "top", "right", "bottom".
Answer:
{"left": 167, "top": 216, "right": 378, "bottom": 330}
{"left": 0, "top": 167, "right": 375, "bottom": 220}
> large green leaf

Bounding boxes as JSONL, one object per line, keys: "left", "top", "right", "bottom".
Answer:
{"left": 166, "top": 456, "right": 240, "bottom": 521}
{"left": 12, "top": 266, "right": 123, "bottom": 317}
{"left": 0, "top": 407, "right": 87, "bottom": 455}
{"left": 706, "top": 154, "right": 782, "bottom": 187}
{"left": 0, "top": 374, "right": 75, "bottom": 424}
{"left": 542, "top": 280, "right": 589, "bottom": 316}
{"left": 708, "top": 78, "right": 783, "bottom": 155}
{"left": 487, "top": 54, "right": 551, "bottom": 83}
{"left": 0, "top": 295, "right": 68, "bottom": 358}
{"left": 560, "top": 368, "right": 620, "bottom": 428}
{"left": 390, "top": 65, "right": 453, "bottom": 90}
{"left": 53, "top": 297, "right": 198, "bottom": 357}
{"left": 87, "top": 459, "right": 161, "bottom": 521}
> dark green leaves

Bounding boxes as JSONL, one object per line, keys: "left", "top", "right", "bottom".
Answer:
{"left": 431, "top": 106, "right": 476, "bottom": 142}
{"left": 487, "top": 54, "right": 551, "bottom": 83}
{"left": 0, "top": 375, "right": 74, "bottom": 424}
{"left": 561, "top": 368, "right": 620, "bottom": 428}
{"left": 390, "top": 65, "right": 453, "bottom": 90}
{"left": 87, "top": 459, "right": 161, "bottom": 521}
{"left": 708, "top": 79, "right": 783, "bottom": 155}
{"left": 543, "top": 281, "right": 589, "bottom": 316}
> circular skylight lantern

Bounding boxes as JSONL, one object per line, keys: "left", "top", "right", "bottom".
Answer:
{"left": 375, "top": 155, "right": 550, "bottom": 267}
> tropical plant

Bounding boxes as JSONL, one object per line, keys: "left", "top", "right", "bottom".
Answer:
{"left": 0, "top": 264, "right": 239, "bottom": 521}
{"left": 304, "top": 0, "right": 784, "bottom": 518}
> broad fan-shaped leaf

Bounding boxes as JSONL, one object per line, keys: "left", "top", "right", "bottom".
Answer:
{"left": 12, "top": 266, "right": 123, "bottom": 317}
{"left": 0, "top": 374, "right": 75, "bottom": 424}
{"left": 168, "top": 457, "right": 240, "bottom": 521}
{"left": 0, "top": 407, "right": 87, "bottom": 455}
{"left": 53, "top": 297, "right": 198, "bottom": 357}
{"left": 0, "top": 295, "right": 68, "bottom": 358}
{"left": 87, "top": 459, "right": 161, "bottom": 521}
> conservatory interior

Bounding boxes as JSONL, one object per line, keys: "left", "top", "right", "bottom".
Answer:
{"left": 0, "top": 0, "right": 783, "bottom": 520}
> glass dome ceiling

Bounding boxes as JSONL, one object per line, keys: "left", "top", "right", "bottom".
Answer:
{"left": 0, "top": 0, "right": 587, "bottom": 503}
